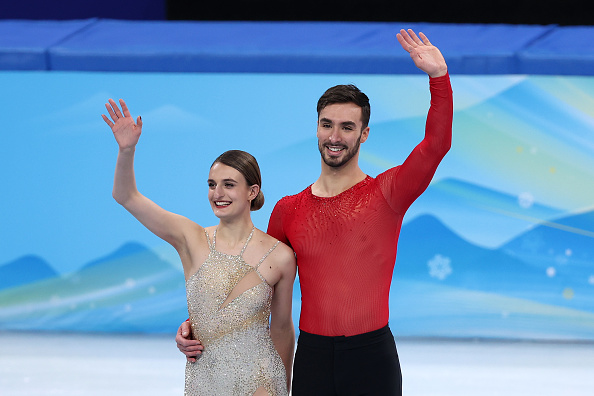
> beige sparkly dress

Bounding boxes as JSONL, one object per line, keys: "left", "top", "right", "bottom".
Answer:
{"left": 184, "top": 227, "right": 287, "bottom": 396}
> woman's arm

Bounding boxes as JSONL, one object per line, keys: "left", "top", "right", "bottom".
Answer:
{"left": 103, "top": 99, "right": 201, "bottom": 262}
{"left": 269, "top": 245, "right": 297, "bottom": 392}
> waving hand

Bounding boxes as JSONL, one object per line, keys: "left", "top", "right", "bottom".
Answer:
{"left": 102, "top": 98, "right": 143, "bottom": 150}
{"left": 397, "top": 29, "right": 448, "bottom": 78}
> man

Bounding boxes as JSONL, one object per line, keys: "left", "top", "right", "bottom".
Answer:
{"left": 177, "top": 28, "right": 453, "bottom": 395}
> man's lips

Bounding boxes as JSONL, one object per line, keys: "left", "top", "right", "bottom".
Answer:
{"left": 326, "top": 145, "right": 346, "bottom": 155}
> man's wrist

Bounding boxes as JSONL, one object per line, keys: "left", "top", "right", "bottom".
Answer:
{"left": 429, "top": 68, "right": 448, "bottom": 79}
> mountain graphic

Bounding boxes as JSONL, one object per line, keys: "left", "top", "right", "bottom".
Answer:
{"left": 396, "top": 214, "right": 594, "bottom": 313}
{"left": 501, "top": 208, "right": 594, "bottom": 279}
{"left": 0, "top": 255, "right": 58, "bottom": 291}
{"left": 0, "top": 242, "right": 188, "bottom": 333}
{"left": 1, "top": 216, "right": 593, "bottom": 337}
{"left": 406, "top": 177, "right": 564, "bottom": 249}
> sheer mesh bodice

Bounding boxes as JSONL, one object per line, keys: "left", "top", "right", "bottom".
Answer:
{"left": 267, "top": 74, "right": 453, "bottom": 337}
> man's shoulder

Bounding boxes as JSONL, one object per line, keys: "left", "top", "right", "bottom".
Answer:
{"left": 276, "top": 186, "right": 310, "bottom": 204}
{"left": 374, "top": 166, "right": 401, "bottom": 183}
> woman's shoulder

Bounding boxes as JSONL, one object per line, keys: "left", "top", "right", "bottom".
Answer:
{"left": 254, "top": 229, "right": 294, "bottom": 261}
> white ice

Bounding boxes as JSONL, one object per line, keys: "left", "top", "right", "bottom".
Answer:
{"left": 1, "top": 332, "right": 593, "bottom": 395}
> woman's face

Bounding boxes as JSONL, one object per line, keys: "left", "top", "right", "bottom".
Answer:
{"left": 207, "top": 162, "right": 256, "bottom": 219}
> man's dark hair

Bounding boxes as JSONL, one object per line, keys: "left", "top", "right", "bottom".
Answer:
{"left": 316, "top": 84, "right": 370, "bottom": 129}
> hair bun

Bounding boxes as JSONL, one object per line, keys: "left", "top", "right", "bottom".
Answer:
{"left": 251, "top": 190, "right": 265, "bottom": 211}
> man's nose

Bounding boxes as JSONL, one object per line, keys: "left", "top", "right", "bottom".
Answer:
{"left": 328, "top": 127, "right": 341, "bottom": 143}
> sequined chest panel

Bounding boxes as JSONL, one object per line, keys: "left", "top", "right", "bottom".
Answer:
{"left": 186, "top": 228, "right": 278, "bottom": 346}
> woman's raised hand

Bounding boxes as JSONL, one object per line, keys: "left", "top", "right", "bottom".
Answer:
{"left": 102, "top": 99, "right": 143, "bottom": 150}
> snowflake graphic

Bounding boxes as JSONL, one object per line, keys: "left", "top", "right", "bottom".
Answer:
{"left": 428, "top": 254, "right": 452, "bottom": 280}
{"left": 518, "top": 192, "right": 535, "bottom": 209}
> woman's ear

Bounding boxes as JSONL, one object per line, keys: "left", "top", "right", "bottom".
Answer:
{"left": 248, "top": 184, "right": 260, "bottom": 201}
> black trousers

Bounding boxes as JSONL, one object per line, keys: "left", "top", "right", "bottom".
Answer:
{"left": 292, "top": 325, "right": 402, "bottom": 396}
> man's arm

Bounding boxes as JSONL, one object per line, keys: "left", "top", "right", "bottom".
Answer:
{"left": 381, "top": 30, "right": 453, "bottom": 214}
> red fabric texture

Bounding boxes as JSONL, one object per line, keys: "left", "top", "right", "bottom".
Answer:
{"left": 267, "top": 74, "right": 453, "bottom": 336}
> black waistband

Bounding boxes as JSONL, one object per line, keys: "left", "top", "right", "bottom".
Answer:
{"left": 297, "top": 325, "right": 392, "bottom": 350}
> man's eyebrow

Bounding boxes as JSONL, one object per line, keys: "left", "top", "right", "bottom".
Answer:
{"left": 319, "top": 117, "right": 357, "bottom": 126}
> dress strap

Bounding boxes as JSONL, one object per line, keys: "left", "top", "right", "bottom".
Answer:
{"left": 204, "top": 229, "right": 214, "bottom": 250}
{"left": 256, "top": 241, "right": 280, "bottom": 269}
{"left": 212, "top": 226, "right": 255, "bottom": 256}
{"left": 239, "top": 226, "right": 255, "bottom": 257}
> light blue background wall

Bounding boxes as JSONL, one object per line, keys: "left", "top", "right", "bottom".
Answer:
{"left": 1, "top": 70, "right": 593, "bottom": 339}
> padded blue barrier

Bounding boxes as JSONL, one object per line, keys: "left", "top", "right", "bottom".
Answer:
{"left": 518, "top": 26, "right": 594, "bottom": 75}
{"left": 1, "top": 19, "right": 594, "bottom": 75}
{"left": 46, "top": 21, "right": 553, "bottom": 74}
{"left": 0, "top": 19, "right": 97, "bottom": 70}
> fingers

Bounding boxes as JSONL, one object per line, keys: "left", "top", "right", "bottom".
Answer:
{"left": 397, "top": 29, "right": 431, "bottom": 51}
{"left": 406, "top": 29, "right": 423, "bottom": 46}
{"left": 120, "top": 98, "right": 131, "bottom": 118}
{"left": 110, "top": 98, "right": 124, "bottom": 118}
{"left": 101, "top": 113, "right": 113, "bottom": 128}
{"left": 104, "top": 100, "right": 118, "bottom": 121}
{"left": 102, "top": 98, "right": 141, "bottom": 128}
{"left": 419, "top": 32, "right": 432, "bottom": 46}
{"left": 177, "top": 339, "right": 203, "bottom": 361}
{"left": 181, "top": 320, "right": 191, "bottom": 337}
{"left": 176, "top": 335, "right": 203, "bottom": 349}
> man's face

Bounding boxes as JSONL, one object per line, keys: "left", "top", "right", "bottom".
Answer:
{"left": 317, "top": 103, "right": 369, "bottom": 168}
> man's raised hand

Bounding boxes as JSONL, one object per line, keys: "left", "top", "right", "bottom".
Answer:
{"left": 397, "top": 29, "right": 448, "bottom": 78}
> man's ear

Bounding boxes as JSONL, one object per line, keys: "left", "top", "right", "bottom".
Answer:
{"left": 360, "top": 126, "right": 370, "bottom": 143}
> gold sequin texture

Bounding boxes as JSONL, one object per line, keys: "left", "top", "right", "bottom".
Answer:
{"left": 185, "top": 228, "right": 287, "bottom": 396}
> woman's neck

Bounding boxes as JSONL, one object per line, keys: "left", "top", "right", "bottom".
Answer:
{"left": 215, "top": 217, "right": 255, "bottom": 248}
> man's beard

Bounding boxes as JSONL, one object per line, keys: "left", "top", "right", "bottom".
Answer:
{"left": 318, "top": 134, "right": 362, "bottom": 168}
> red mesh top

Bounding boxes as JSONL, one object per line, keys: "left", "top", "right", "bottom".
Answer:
{"left": 267, "top": 74, "right": 453, "bottom": 336}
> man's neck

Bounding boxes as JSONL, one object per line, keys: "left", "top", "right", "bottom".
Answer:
{"left": 311, "top": 160, "right": 367, "bottom": 198}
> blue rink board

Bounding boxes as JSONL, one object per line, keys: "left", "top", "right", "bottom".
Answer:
{"left": 2, "top": 19, "right": 594, "bottom": 75}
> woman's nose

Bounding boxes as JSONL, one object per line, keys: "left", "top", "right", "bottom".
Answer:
{"left": 213, "top": 185, "right": 224, "bottom": 197}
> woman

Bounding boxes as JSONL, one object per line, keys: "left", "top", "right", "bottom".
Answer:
{"left": 102, "top": 99, "right": 296, "bottom": 396}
